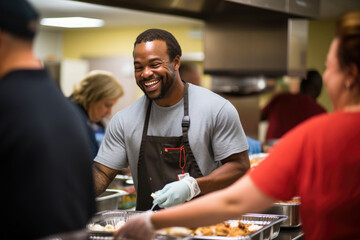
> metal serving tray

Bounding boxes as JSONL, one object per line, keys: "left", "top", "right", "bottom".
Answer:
{"left": 181, "top": 214, "right": 287, "bottom": 240}
{"left": 88, "top": 211, "right": 287, "bottom": 240}
{"left": 263, "top": 203, "right": 301, "bottom": 228}
{"left": 96, "top": 189, "right": 129, "bottom": 212}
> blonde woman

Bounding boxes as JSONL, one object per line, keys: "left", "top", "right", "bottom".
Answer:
{"left": 70, "top": 70, "right": 124, "bottom": 158}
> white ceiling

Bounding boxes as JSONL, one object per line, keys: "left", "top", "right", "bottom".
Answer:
{"left": 28, "top": 0, "right": 360, "bottom": 29}
{"left": 28, "top": 0, "right": 204, "bottom": 28}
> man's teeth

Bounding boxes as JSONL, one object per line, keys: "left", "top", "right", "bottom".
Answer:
{"left": 144, "top": 80, "right": 159, "bottom": 87}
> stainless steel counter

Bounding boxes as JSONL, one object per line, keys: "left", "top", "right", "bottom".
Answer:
{"left": 275, "top": 227, "right": 303, "bottom": 240}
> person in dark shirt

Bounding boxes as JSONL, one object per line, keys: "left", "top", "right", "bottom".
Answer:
{"left": 0, "top": 0, "right": 95, "bottom": 239}
{"left": 300, "top": 70, "right": 324, "bottom": 100}
{"left": 69, "top": 70, "right": 124, "bottom": 158}
{"left": 261, "top": 70, "right": 327, "bottom": 140}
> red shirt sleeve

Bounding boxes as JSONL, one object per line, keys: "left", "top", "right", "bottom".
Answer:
{"left": 249, "top": 121, "right": 309, "bottom": 201}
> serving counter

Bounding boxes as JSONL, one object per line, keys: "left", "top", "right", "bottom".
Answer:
{"left": 275, "top": 227, "right": 303, "bottom": 240}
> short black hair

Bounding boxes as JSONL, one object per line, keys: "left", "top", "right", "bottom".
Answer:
{"left": 300, "top": 70, "right": 323, "bottom": 99}
{"left": 0, "top": 0, "right": 39, "bottom": 39}
{"left": 133, "top": 28, "right": 182, "bottom": 61}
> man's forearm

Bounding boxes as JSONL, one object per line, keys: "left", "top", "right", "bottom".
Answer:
{"left": 93, "top": 163, "right": 118, "bottom": 197}
{"left": 196, "top": 152, "right": 250, "bottom": 194}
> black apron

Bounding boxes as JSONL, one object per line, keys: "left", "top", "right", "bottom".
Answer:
{"left": 136, "top": 82, "right": 203, "bottom": 211}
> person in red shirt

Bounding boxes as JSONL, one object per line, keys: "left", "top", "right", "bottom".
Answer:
{"left": 115, "top": 10, "right": 360, "bottom": 240}
{"left": 262, "top": 70, "right": 326, "bottom": 140}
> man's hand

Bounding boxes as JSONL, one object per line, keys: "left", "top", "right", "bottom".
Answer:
{"left": 115, "top": 211, "right": 155, "bottom": 240}
{"left": 153, "top": 176, "right": 200, "bottom": 208}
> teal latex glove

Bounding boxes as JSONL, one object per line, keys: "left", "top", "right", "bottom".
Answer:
{"left": 153, "top": 176, "right": 200, "bottom": 208}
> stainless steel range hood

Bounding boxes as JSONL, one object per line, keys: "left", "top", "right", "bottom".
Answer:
{"left": 202, "top": 1, "right": 311, "bottom": 94}
{"left": 204, "top": 14, "right": 309, "bottom": 77}
{"left": 73, "top": 0, "right": 221, "bottom": 19}
{"left": 73, "top": 0, "right": 319, "bottom": 19}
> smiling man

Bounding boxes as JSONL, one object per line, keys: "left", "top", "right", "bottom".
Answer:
{"left": 92, "top": 28, "right": 250, "bottom": 211}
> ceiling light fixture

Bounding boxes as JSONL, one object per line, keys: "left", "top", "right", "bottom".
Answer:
{"left": 40, "top": 17, "right": 104, "bottom": 28}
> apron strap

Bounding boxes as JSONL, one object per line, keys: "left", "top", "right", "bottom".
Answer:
{"left": 139, "top": 100, "right": 152, "bottom": 164}
{"left": 182, "top": 82, "right": 190, "bottom": 141}
{"left": 142, "top": 100, "right": 152, "bottom": 138}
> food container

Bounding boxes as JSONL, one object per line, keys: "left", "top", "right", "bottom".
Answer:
{"left": 181, "top": 214, "right": 288, "bottom": 240}
{"left": 263, "top": 202, "right": 301, "bottom": 228}
{"left": 88, "top": 210, "right": 128, "bottom": 240}
{"left": 96, "top": 189, "right": 128, "bottom": 212}
{"left": 88, "top": 211, "right": 287, "bottom": 240}
{"left": 108, "top": 175, "right": 137, "bottom": 210}
{"left": 126, "top": 210, "right": 146, "bottom": 219}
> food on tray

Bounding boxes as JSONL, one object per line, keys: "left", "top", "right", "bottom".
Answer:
{"left": 249, "top": 153, "right": 268, "bottom": 169}
{"left": 250, "top": 157, "right": 265, "bottom": 168}
{"left": 88, "top": 224, "right": 105, "bottom": 231}
{"left": 157, "top": 221, "right": 262, "bottom": 237}
{"left": 157, "top": 227, "right": 193, "bottom": 236}
{"left": 194, "top": 221, "right": 261, "bottom": 237}
{"left": 87, "top": 220, "right": 126, "bottom": 232}
{"left": 277, "top": 196, "right": 301, "bottom": 204}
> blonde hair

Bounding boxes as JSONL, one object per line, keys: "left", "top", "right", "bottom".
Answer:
{"left": 72, "top": 70, "right": 124, "bottom": 111}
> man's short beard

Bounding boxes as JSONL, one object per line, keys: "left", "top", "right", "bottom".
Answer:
{"left": 143, "top": 71, "right": 176, "bottom": 101}
{"left": 146, "top": 80, "right": 166, "bottom": 100}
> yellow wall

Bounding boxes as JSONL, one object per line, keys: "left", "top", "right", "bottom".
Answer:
{"left": 307, "top": 19, "right": 336, "bottom": 112}
{"left": 63, "top": 25, "right": 203, "bottom": 59}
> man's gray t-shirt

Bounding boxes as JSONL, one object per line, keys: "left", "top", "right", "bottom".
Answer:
{"left": 95, "top": 84, "right": 248, "bottom": 190}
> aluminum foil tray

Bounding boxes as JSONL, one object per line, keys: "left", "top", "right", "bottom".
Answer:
{"left": 88, "top": 210, "right": 127, "bottom": 239}
{"left": 181, "top": 214, "right": 287, "bottom": 240}
{"left": 88, "top": 211, "right": 287, "bottom": 240}
{"left": 264, "top": 202, "right": 301, "bottom": 228}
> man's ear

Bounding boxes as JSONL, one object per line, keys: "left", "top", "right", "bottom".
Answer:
{"left": 173, "top": 55, "right": 181, "bottom": 71}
